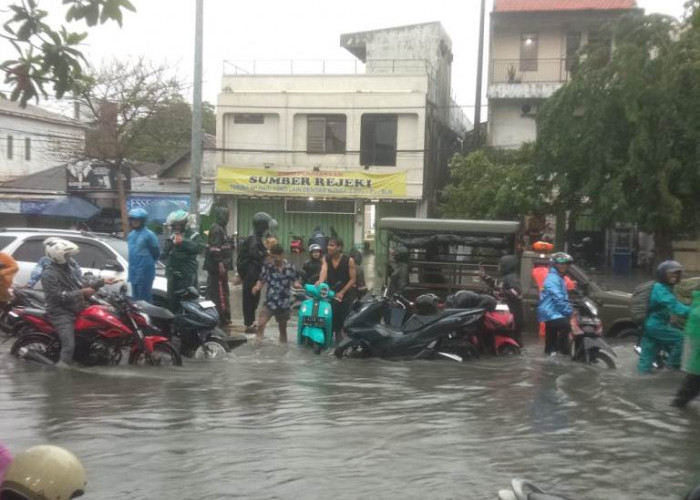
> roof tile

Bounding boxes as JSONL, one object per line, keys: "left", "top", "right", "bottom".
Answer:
{"left": 494, "top": 0, "right": 637, "bottom": 13}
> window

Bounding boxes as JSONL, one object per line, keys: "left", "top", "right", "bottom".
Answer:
{"left": 69, "top": 240, "right": 113, "bottom": 270}
{"left": 6, "top": 136, "right": 13, "bottom": 159}
{"left": 307, "top": 115, "right": 346, "bottom": 154}
{"left": 233, "top": 113, "right": 264, "bottom": 124}
{"left": 24, "top": 137, "right": 31, "bottom": 161}
{"left": 520, "top": 33, "right": 538, "bottom": 72}
{"left": 13, "top": 239, "right": 44, "bottom": 262}
{"left": 360, "top": 114, "right": 398, "bottom": 167}
{"left": 566, "top": 32, "right": 582, "bottom": 71}
{"left": 0, "top": 236, "right": 16, "bottom": 251}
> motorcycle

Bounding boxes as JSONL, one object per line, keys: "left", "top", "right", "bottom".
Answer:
{"left": 289, "top": 233, "right": 304, "bottom": 254}
{"left": 10, "top": 289, "right": 182, "bottom": 367}
{"left": 0, "top": 288, "right": 47, "bottom": 338}
{"left": 569, "top": 292, "right": 617, "bottom": 368}
{"left": 297, "top": 283, "right": 334, "bottom": 354}
{"left": 155, "top": 286, "right": 246, "bottom": 359}
{"left": 335, "top": 297, "right": 484, "bottom": 362}
{"left": 498, "top": 478, "right": 575, "bottom": 500}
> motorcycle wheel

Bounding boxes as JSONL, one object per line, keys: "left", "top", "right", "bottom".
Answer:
{"left": 129, "top": 342, "right": 182, "bottom": 367}
{"left": 334, "top": 338, "right": 369, "bottom": 359}
{"left": 10, "top": 333, "right": 60, "bottom": 363}
{"left": 497, "top": 344, "right": 521, "bottom": 356}
{"left": 193, "top": 340, "right": 229, "bottom": 360}
{"left": 591, "top": 350, "right": 616, "bottom": 369}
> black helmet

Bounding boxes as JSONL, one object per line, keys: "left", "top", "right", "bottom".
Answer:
{"left": 252, "top": 212, "right": 273, "bottom": 235}
{"left": 551, "top": 252, "right": 574, "bottom": 265}
{"left": 415, "top": 293, "right": 439, "bottom": 315}
{"left": 213, "top": 206, "right": 229, "bottom": 225}
{"left": 656, "top": 260, "right": 683, "bottom": 283}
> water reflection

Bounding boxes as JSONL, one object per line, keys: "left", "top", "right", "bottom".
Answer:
{"left": 1, "top": 338, "right": 699, "bottom": 499}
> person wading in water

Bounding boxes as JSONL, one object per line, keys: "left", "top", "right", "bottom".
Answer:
{"left": 318, "top": 237, "right": 356, "bottom": 342}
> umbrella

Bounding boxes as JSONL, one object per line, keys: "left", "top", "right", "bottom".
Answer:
{"left": 40, "top": 196, "right": 100, "bottom": 220}
{"left": 144, "top": 199, "right": 186, "bottom": 223}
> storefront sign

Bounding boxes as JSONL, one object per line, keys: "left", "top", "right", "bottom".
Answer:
{"left": 216, "top": 167, "right": 407, "bottom": 198}
{"left": 67, "top": 161, "right": 131, "bottom": 192}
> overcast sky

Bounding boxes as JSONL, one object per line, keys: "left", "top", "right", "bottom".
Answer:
{"left": 1, "top": 0, "right": 690, "bottom": 121}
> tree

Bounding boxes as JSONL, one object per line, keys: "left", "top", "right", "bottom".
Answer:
{"left": 536, "top": 11, "right": 700, "bottom": 261}
{"left": 440, "top": 144, "right": 547, "bottom": 221}
{"left": 127, "top": 98, "right": 216, "bottom": 164}
{"left": 1, "top": 0, "right": 135, "bottom": 106}
{"left": 74, "top": 58, "right": 184, "bottom": 234}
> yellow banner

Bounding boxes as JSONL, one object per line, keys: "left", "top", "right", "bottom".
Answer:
{"left": 216, "top": 167, "right": 407, "bottom": 198}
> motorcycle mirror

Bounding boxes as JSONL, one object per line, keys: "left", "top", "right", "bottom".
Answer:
{"left": 102, "top": 260, "right": 124, "bottom": 273}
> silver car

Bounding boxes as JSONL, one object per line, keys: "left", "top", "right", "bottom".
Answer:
{"left": 0, "top": 228, "right": 169, "bottom": 306}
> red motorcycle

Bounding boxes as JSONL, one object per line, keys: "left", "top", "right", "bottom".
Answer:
{"left": 289, "top": 233, "right": 304, "bottom": 254}
{"left": 10, "top": 291, "right": 182, "bottom": 367}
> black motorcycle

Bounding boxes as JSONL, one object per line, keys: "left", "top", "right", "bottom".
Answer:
{"left": 336, "top": 294, "right": 484, "bottom": 361}
{"left": 569, "top": 292, "right": 617, "bottom": 368}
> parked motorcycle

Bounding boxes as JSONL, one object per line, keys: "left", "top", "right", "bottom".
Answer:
{"left": 498, "top": 478, "right": 575, "bottom": 500}
{"left": 297, "top": 283, "right": 334, "bottom": 354}
{"left": 569, "top": 292, "right": 617, "bottom": 368}
{"left": 336, "top": 294, "right": 484, "bottom": 361}
{"left": 289, "top": 233, "right": 304, "bottom": 254}
{"left": 0, "top": 288, "right": 47, "bottom": 338}
{"left": 10, "top": 289, "right": 182, "bottom": 367}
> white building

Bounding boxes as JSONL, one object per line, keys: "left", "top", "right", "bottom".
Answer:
{"left": 0, "top": 98, "right": 87, "bottom": 181}
{"left": 487, "top": 0, "right": 638, "bottom": 148}
{"left": 215, "top": 22, "right": 470, "bottom": 250}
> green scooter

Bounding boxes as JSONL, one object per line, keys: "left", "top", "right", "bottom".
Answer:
{"left": 297, "top": 283, "right": 335, "bottom": 354}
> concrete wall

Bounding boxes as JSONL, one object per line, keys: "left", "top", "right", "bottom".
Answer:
{"left": 488, "top": 100, "right": 538, "bottom": 148}
{"left": 0, "top": 114, "right": 85, "bottom": 180}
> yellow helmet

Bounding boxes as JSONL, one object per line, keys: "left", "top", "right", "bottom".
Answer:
{"left": 1, "top": 445, "right": 86, "bottom": 500}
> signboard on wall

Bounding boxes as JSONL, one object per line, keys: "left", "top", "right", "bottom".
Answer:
{"left": 66, "top": 161, "right": 131, "bottom": 192}
{"left": 216, "top": 167, "right": 408, "bottom": 198}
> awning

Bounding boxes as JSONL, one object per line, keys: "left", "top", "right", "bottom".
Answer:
{"left": 0, "top": 195, "right": 59, "bottom": 214}
{"left": 127, "top": 194, "right": 213, "bottom": 222}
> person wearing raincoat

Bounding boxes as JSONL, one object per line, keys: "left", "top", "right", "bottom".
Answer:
{"left": 127, "top": 208, "right": 161, "bottom": 302}
{"left": 0, "top": 252, "right": 18, "bottom": 303}
{"left": 638, "top": 260, "right": 690, "bottom": 374}
{"left": 204, "top": 206, "right": 233, "bottom": 326}
{"left": 537, "top": 252, "right": 574, "bottom": 356}
{"left": 162, "top": 209, "right": 204, "bottom": 312}
{"left": 671, "top": 291, "right": 700, "bottom": 408}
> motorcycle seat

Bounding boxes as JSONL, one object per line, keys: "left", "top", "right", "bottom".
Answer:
{"left": 373, "top": 324, "right": 404, "bottom": 339}
{"left": 402, "top": 309, "right": 467, "bottom": 332}
{"left": 22, "top": 307, "right": 47, "bottom": 318}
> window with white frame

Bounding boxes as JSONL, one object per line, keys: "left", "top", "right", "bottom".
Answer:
{"left": 306, "top": 114, "right": 346, "bottom": 154}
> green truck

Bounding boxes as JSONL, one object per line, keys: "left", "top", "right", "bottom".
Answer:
{"left": 376, "top": 217, "right": 636, "bottom": 338}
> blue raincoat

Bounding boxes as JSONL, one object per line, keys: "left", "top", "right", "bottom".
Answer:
{"left": 127, "top": 226, "right": 161, "bottom": 302}
{"left": 537, "top": 267, "right": 573, "bottom": 322}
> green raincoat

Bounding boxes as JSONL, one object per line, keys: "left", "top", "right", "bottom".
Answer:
{"left": 162, "top": 229, "right": 204, "bottom": 311}
{"left": 682, "top": 291, "right": 700, "bottom": 375}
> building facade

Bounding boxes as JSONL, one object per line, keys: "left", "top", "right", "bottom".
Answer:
{"left": 215, "top": 22, "right": 469, "bottom": 251}
{"left": 487, "top": 0, "right": 637, "bottom": 148}
{"left": 0, "top": 98, "right": 87, "bottom": 181}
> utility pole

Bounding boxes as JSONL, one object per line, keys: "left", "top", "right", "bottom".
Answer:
{"left": 190, "top": 0, "right": 204, "bottom": 229}
{"left": 473, "top": 0, "right": 486, "bottom": 150}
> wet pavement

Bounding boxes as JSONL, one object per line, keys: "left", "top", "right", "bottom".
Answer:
{"left": 2, "top": 255, "right": 699, "bottom": 499}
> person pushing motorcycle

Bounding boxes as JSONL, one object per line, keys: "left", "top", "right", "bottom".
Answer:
{"left": 537, "top": 252, "right": 574, "bottom": 356}
{"left": 162, "top": 209, "right": 204, "bottom": 312}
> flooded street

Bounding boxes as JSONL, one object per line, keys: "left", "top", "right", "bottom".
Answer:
{"left": 1, "top": 335, "right": 699, "bottom": 500}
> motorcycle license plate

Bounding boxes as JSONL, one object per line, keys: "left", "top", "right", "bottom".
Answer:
{"left": 304, "top": 316, "right": 324, "bottom": 327}
{"left": 199, "top": 300, "right": 216, "bottom": 309}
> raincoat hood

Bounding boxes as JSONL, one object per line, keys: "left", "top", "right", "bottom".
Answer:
{"left": 213, "top": 206, "right": 229, "bottom": 226}
{"left": 498, "top": 255, "right": 519, "bottom": 277}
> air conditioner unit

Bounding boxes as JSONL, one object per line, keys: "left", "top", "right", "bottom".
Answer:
{"left": 521, "top": 103, "right": 538, "bottom": 116}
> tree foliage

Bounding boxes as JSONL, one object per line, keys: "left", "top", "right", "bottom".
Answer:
{"left": 1, "top": 0, "right": 135, "bottom": 106}
{"left": 536, "top": 10, "right": 700, "bottom": 260}
{"left": 440, "top": 144, "right": 547, "bottom": 221}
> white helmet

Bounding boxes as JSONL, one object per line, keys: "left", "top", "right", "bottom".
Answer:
{"left": 45, "top": 238, "right": 79, "bottom": 264}
{"left": 43, "top": 237, "right": 61, "bottom": 248}
{"left": 0, "top": 445, "right": 87, "bottom": 500}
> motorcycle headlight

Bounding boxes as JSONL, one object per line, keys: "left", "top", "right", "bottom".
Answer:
{"left": 138, "top": 312, "right": 152, "bottom": 325}
{"left": 583, "top": 298, "right": 598, "bottom": 317}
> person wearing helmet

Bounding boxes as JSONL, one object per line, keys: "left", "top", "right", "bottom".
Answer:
{"left": 0, "top": 445, "right": 86, "bottom": 500}
{"left": 162, "top": 209, "right": 204, "bottom": 312}
{"left": 127, "top": 207, "right": 160, "bottom": 302}
{"left": 237, "top": 212, "right": 276, "bottom": 333}
{"left": 26, "top": 238, "right": 82, "bottom": 289}
{"left": 41, "top": 238, "right": 97, "bottom": 366}
{"left": 537, "top": 252, "right": 574, "bottom": 356}
{"left": 301, "top": 243, "right": 323, "bottom": 285}
{"left": 204, "top": 206, "right": 234, "bottom": 326}
{"left": 638, "top": 260, "right": 691, "bottom": 373}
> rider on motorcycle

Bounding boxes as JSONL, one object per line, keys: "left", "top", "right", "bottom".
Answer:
{"left": 302, "top": 244, "right": 323, "bottom": 285}
{"left": 162, "top": 209, "right": 204, "bottom": 312}
{"left": 537, "top": 252, "right": 574, "bottom": 356}
{"left": 41, "top": 239, "right": 98, "bottom": 367}
{"left": 0, "top": 445, "right": 86, "bottom": 500}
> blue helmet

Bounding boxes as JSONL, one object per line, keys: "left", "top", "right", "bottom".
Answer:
{"left": 128, "top": 207, "right": 148, "bottom": 220}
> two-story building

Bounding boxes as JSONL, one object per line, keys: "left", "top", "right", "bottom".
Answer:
{"left": 0, "top": 98, "right": 87, "bottom": 181}
{"left": 487, "top": 0, "right": 638, "bottom": 149}
{"left": 215, "top": 22, "right": 469, "bottom": 250}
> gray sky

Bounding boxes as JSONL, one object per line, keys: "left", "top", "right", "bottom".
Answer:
{"left": 1, "top": 0, "right": 689, "bottom": 121}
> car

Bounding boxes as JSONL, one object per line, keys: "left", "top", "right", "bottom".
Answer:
{"left": 0, "top": 228, "right": 169, "bottom": 307}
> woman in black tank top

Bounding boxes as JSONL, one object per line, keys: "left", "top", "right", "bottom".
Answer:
{"left": 319, "top": 238, "right": 356, "bottom": 341}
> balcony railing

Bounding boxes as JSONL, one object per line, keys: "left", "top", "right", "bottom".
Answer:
{"left": 490, "top": 58, "right": 574, "bottom": 85}
{"left": 222, "top": 59, "right": 435, "bottom": 77}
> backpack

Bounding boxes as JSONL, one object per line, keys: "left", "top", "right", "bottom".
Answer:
{"left": 630, "top": 280, "right": 655, "bottom": 324}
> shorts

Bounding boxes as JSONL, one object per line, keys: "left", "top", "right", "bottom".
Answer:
{"left": 259, "top": 306, "right": 291, "bottom": 322}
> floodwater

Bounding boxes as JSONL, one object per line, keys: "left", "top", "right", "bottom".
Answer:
{"left": 1, "top": 334, "right": 699, "bottom": 500}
